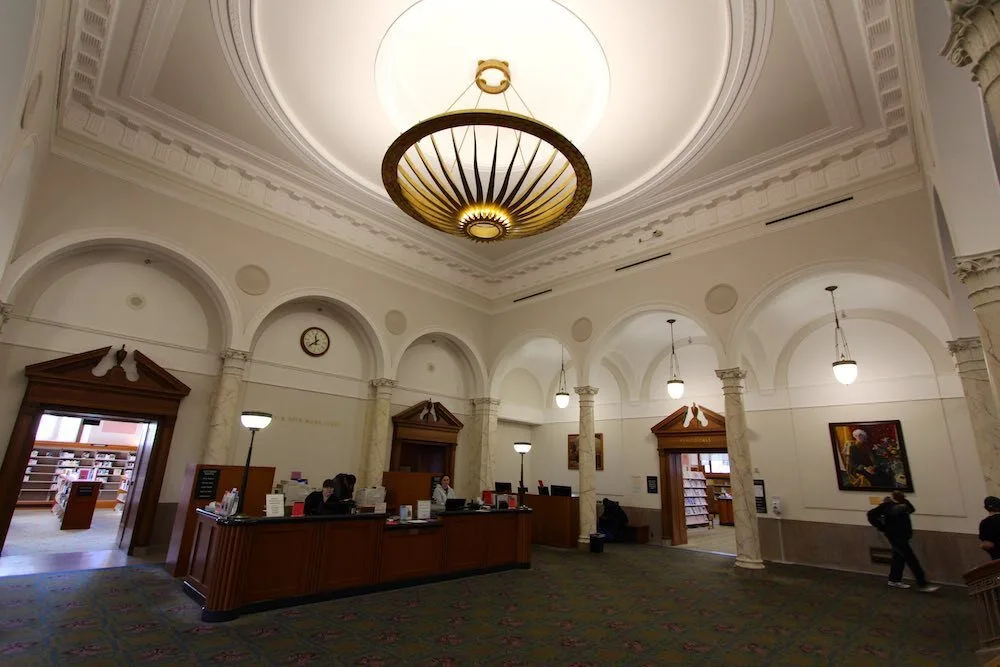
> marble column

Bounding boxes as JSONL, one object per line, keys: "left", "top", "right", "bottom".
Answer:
{"left": 575, "top": 386, "right": 599, "bottom": 548}
{"left": 203, "top": 349, "right": 250, "bottom": 465}
{"left": 943, "top": 1, "right": 1000, "bottom": 139}
{"left": 359, "top": 378, "right": 397, "bottom": 488}
{"left": 956, "top": 253, "right": 1000, "bottom": 413}
{"left": 715, "top": 368, "right": 764, "bottom": 570}
{"left": 949, "top": 337, "right": 1000, "bottom": 496}
{"left": 466, "top": 397, "right": 500, "bottom": 498}
{"left": 0, "top": 302, "right": 12, "bottom": 335}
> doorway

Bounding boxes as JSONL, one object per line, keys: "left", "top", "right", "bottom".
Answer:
{"left": 670, "top": 453, "right": 736, "bottom": 556}
{"left": 0, "top": 346, "right": 190, "bottom": 574}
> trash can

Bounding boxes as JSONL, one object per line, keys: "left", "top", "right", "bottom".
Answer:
{"left": 589, "top": 532, "right": 605, "bottom": 553}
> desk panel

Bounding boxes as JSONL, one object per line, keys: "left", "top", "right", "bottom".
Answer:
{"left": 380, "top": 525, "right": 444, "bottom": 582}
{"left": 442, "top": 514, "right": 488, "bottom": 572}
{"left": 243, "top": 524, "right": 315, "bottom": 603}
{"left": 524, "top": 494, "right": 579, "bottom": 548}
{"left": 316, "top": 519, "right": 382, "bottom": 590}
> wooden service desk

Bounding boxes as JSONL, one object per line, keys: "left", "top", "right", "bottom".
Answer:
{"left": 523, "top": 494, "right": 579, "bottom": 549}
{"left": 717, "top": 498, "right": 735, "bottom": 526}
{"left": 182, "top": 508, "right": 532, "bottom": 622}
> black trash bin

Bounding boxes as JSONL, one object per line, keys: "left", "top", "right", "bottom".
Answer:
{"left": 589, "top": 532, "right": 606, "bottom": 553}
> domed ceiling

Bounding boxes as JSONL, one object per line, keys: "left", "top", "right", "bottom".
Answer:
{"left": 57, "top": 0, "right": 908, "bottom": 301}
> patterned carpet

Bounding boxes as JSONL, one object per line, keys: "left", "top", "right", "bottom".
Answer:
{"left": 0, "top": 544, "right": 977, "bottom": 666}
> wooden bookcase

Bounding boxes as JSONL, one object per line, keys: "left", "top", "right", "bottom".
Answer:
{"left": 19, "top": 441, "right": 137, "bottom": 509}
{"left": 705, "top": 473, "right": 731, "bottom": 514}
{"left": 682, "top": 467, "right": 709, "bottom": 527}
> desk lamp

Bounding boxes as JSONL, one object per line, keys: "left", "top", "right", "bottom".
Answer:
{"left": 514, "top": 442, "right": 532, "bottom": 505}
{"left": 237, "top": 411, "right": 272, "bottom": 515}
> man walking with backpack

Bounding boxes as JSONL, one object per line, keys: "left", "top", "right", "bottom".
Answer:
{"left": 868, "top": 490, "right": 939, "bottom": 592}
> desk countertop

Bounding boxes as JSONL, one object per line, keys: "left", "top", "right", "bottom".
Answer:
{"left": 195, "top": 506, "right": 531, "bottom": 526}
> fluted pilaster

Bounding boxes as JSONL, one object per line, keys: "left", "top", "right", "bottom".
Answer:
{"left": 203, "top": 350, "right": 250, "bottom": 465}
{"left": 358, "top": 378, "right": 397, "bottom": 488}
{"left": 949, "top": 337, "right": 1000, "bottom": 495}
{"left": 943, "top": 1, "right": 1000, "bottom": 140}
{"left": 575, "top": 386, "right": 599, "bottom": 547}
{"left": 716, "top": 368, "right": 764, "bottom": 570}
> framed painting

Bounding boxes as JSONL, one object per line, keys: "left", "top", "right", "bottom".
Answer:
{"left": 829, "top": 420, "right": 913, "bottom": 492}
{"left": 568, "top": 433, "right": 604, "bottom": 471}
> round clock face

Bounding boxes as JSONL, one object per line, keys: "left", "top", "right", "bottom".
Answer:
{"left": 300, "top": 327, "right": 330, "bottom": 357}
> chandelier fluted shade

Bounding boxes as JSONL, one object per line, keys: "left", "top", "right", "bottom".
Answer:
{"left": 382, "top": 109, "right": 592, "bottom": 242}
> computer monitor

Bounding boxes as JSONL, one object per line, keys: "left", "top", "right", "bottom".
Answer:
{"left": 538, "top": 486, "right": 550, "bottom": 496}
{"left": 551, "top": 484, "right": 572, "bottom": 497}
{"left": 445, "top": 498, "right": 466, "bottom": 511}
{"left": 494, "top": 482, "right": 513, "bottom": 494}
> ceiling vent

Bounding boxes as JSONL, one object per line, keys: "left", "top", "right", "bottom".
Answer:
{"left": 615, "top": 251, "right": 672, "bottom": 272}
{"left": 512, "top": 289, "right": 553, "bottom": 304}
{"left": 764, "top": 196, "right": 854, "bottom": 227}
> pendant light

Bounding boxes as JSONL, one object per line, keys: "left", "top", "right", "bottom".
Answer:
{"left": 826, "top": 286, "right": 858, "bottom": 385}
{"left": 555, "top": 347, "right": 570, "bottom": 409}
{"left": 666, "top": 318, "right": 685, "bottom": 399}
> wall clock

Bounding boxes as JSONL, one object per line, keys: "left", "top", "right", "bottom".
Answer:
{"left": 300, "top": 326, "right": 330, "bottom": 357}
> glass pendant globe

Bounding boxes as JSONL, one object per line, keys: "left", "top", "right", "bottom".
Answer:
{"left": 667, "top": 379, "right": 685, "bottom": 400}
{"left": 555, "top": 391, "right": 570, "bottom": 409}
{"left": 832, "top": 360, "right": 858, "bottom": 385}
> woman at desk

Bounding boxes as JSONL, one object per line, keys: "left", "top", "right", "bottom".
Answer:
{"left": 305, "top": 479, "right": 348, "bottom": 515}
{"left": 433, "top": 475, "right": 457, "bottom": 506}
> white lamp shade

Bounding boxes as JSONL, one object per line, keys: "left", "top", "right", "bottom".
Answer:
{"left": 832, "top": 360, "right": 858, "bottom": 385}
{"left": 513, "top": 442, "right": 532, "bottom": 454}
{"left": 555, "top": 391, "right": 570, "bottom": 409}
{"left": 666, "top": 379, "right": 685, "bottom": 400}
{"left": 241, "top": 411, "right": 273, "bottom": 430}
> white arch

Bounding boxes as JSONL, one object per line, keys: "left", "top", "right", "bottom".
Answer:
{"left": 727, "top": 258, "right": 957, "bottom": 365}
{"left": 0, "top": 134, "right": 37, "bottom": 278}
{"left": 585, "top": 302, "right": 726, "bottom": 385}
{"left": 0, "top": 227, "right": 242, "bottom": 349}
{"left": 392, "top": 326, "right": 488, "bottom": 397}
{"left": 488, "top": 329, "right": 578, "bottom": 397}
{"left": 244, "top": 287, "right": 388, "bottom": 378}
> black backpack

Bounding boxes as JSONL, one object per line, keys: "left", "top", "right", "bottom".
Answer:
{"left": 867, "top": 504, "right": 887, "bottom": 531}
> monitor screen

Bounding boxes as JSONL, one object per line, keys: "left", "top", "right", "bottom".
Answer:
{"left": 538, "top": 485, "right": 550, "bottom": 496}
{"left": 445, "top": 498, "right": 466, "bottom": 511}
{"left": 551, "top": 484, "right": 572, "bottom": 497}
{"left": 494, "top": 482, "right": 513, "bottom": 493}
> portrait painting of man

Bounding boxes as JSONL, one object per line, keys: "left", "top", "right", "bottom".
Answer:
{"left": 829, "top": 420, "right": 913, "bottom": 492}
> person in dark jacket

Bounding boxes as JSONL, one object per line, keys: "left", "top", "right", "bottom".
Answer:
{"left": 979, "top": 496, "right": 1000, "bottom": 560}
{"left": 872, "top": 490, "right": 939, "bottom": 592}
{"left": 304, "top": 479, "right": 344, "bottom": 516}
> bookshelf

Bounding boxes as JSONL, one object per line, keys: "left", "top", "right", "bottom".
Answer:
{"left": 705, "top": 473, "right": 731, "bottom": 515}
{"left": 682, "top": 467, "right": 709, "bottom": 527}
{"left": 19, "top": 441, "right": 136, "bottom": 509}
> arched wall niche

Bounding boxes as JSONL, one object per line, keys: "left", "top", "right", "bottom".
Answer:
{"left": 489, "top": 330, "right": 578, "bottom": 399}
{"left": 395, "top": 333, "right": 478, "bottom": 403}
{"left": 244, "top": 288, "right": 386, "bottom": 377}
{"left": 393, "top": 327, "right": 487, "bottom": 397}
{"left": 1, "top": 230, "right": 242, "bottom": 350}
{"left": 8, "top": 245, "right": 224, "bottom": 353}
{"left": 0, "top": 136, "right": 37, "bottom": 282}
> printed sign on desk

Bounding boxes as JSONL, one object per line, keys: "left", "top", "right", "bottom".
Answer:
{"left": 417, "top": 500, "right": 431, "bottom": 519}
{"left": 195, "top": 468, "right": 221, "bottom": 500}
{"left": 265, "top": 494, "right": 285, "bottom": 517}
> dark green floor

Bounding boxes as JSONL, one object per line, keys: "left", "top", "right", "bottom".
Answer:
{"left": 0, "top": 544, "right": 977, "bottom": 665}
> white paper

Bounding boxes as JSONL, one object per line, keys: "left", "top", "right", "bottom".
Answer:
{"left": 265, "top": 493, "right": 285, "bottom": 517}
{"left": 417, "top": 499, "right": 431, "bottom": 519}
{"left": 374, "top": 502, "right": 387, "bottom": 514}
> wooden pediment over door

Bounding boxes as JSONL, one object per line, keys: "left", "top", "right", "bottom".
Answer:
{"left": 651, "top": 404, "right": 727, "bottom": 452}
{"left": 392, "top": 400, "right": 464, "bottom": 444}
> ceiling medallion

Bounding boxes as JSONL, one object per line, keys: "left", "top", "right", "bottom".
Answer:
{"left": 382, "top": 60, "right": 592, "bottom": 242}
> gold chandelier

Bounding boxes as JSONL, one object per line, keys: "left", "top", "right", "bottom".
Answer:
{"left": 382, "top": 60, "right": 592, "bottom": 242}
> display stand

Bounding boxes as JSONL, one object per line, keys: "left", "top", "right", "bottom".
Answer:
{"left": 682, "top": 468, "right": 709, "bottom": 527}
{"left": 52, "top": 477, "right": 103, "bottom": 530}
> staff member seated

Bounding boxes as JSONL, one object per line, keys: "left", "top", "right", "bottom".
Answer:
{"left": 432, "top": 475, "right": 457, "bottom": 506}
{"left": 304, "top": 479, "right": 349, "bottom": 516}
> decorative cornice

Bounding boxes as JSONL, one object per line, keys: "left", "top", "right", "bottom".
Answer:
{"left": 857, "top": 0, "right": 910, "bottom": 139}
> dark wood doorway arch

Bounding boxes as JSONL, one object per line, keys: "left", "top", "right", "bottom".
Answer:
{"left": 651, "top": 404, "right": 727, "bottom": 546}
{"left": 389, "top": 400, "right": 463, "bottom": 479}
{"left": 0, "top": 346, "right": 190, "bottom": 554}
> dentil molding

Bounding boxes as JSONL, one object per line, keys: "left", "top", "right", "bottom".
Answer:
{"left": 57, "top": 0, "right": 918, "bottom": 302}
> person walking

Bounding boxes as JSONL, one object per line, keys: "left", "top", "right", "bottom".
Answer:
{"left": 869, "top": 490, "right": 939, "bottom": 592}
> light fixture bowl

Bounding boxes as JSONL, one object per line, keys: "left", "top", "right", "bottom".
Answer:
{"left": 667, "top": 379, "right": 685, "bottom": 400}
{"left": 555, "top": 391, "right": 570, "bottom": 409}
{"left": 241, "top": 411, "right": 273, "bottom": 431}
{"left": 382, "top": 109, "right": 591, "bottom": 242}
{"left": 832, "top": 360, "right": 858, "bottom": 385}
{"left": 513, "top": 442, "right": 532, "bottom": 454}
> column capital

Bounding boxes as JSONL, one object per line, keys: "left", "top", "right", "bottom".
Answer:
{"left": 949, "top": 336, "right": 988, "bottom": 373}
{"left": 472, "top": 396, "right": 501, "bottom": 408}
{"left": 0, "top": 302, "right": 12, "bottom": 333}
{"left": 948, "top": 336, "right": 983, "bottom": 355}
{"left": 574, "top": 386, "right": 599, "bottom": 396}
{"left": 220, "top": 349, "right": 250, "bottom": 375}
{"left": 370, "top": 378, "right": 398, "bottom": 389}
{"left": 942, "top": 1, "right": 1000, "bottom": 67}
{"left": 716, "top": 367, "right": 747, "bottom": 385}
{"left": 956, "top": 250, "right": 1000, "bottom": 308}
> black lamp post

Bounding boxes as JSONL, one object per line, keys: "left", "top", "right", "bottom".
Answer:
{"left": 237, "top": 411, "right": 272, "bottom": 515}
{"left": 514, "top": 442, "right": 532, "bottom": 506}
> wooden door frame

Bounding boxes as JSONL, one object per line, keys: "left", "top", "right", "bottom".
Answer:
{"left": 389, "top": 400, "right": 463, "bottom": 482}
{"left": 651, "top": 405, "right": 728, "bottom": 546}
{"left": 0, "top": 347, "right": 190, "bottom": 555}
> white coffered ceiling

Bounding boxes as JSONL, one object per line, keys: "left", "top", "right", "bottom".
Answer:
{"left": 55, "top": 0, "right": 914, "bottom": 303}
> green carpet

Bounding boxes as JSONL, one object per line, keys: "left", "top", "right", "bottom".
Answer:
{"left": 0, "top": 544, "right": 977, "bottom": 665}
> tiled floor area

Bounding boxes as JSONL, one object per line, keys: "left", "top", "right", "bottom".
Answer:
{"left": 674, "top": 523, "right": 737, "bottom": 555}
{"left": 1, "top": 507, "right": 122, "bottom": 556}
